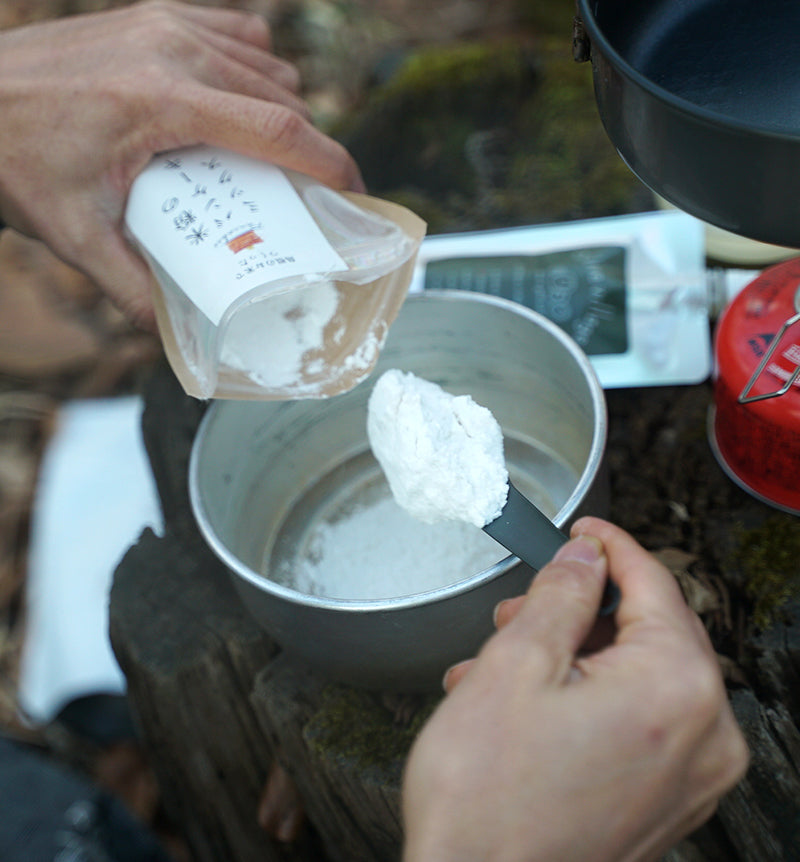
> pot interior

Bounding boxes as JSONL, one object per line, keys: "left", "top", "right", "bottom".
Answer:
{"left": 192, "top": 291, "right": 607, "bottom": 604}
{"left": 587, "top": 0, "right": 800, "bottom": 133}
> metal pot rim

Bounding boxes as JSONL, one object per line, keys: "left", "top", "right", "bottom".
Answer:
{"left": 189, "top": 290, "right": 608, "bottom": 614}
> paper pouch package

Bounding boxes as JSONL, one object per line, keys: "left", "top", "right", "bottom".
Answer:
{"left": 125, "top": 145, "right": 426, "bottom": 400}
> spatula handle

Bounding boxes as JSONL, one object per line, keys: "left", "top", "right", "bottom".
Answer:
{"left": 484, "top": 483, "right": 619, "bottom": 616}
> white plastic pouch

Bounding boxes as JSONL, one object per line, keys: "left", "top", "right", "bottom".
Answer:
{"left": 125, "top": 146, "right": 426, "bottom": 400}
{"left": 408, "top": 210, "right": 712, "bottom": 388}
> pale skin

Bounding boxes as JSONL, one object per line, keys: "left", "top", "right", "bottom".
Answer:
{"left": 0, "top": 5, "right": 748, "bottom": 858}
{"left": 402, "top": 517, "right": 750, "bottom": 862}
{"left": 0, "top": 0, "right": 364, "bottom": 330}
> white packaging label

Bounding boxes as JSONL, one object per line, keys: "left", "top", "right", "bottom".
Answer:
{"left": 408, "top": 211, "right": 712, "bottom": 389}
{"left": 125, "top": 146, "right": 348, "bottom": 325}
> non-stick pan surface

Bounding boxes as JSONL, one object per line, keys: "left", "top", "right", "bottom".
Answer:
{"left": 577, "top": 0, "right": 800, "bottom": 248}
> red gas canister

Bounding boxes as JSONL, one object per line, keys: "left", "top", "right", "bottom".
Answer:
{"left": 710, "top": 257, "right": 800, "bottom": 514}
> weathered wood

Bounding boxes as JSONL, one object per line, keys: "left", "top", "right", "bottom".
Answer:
{"left": 752, "top": 600, "right": 800, "bottom": 722}
{"left": 139, "top": 357, "right": 207, "bottom": 539}
{"left": 109, "top": 527, "right": 289, "bottom": 862}
{"left": 109, "top": 361, "right": 416, "bottom": 860}
{"left": 251, "top": 656, "right": 437, "bottom": 862}
{"left": 719, "top": 691, "right": 800, "bottom": 860}
{"left": 107, "top": 360, "right": 310, "bottom": 860}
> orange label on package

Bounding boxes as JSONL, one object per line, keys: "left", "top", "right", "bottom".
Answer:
{"left": 228, "top": 230, "right": 263, "bottom": 253}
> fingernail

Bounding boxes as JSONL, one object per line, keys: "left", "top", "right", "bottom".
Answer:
{"left": 277, "top": 807, "right": 303, "bottom": 843}
{"left": 492, "top": 597, "right": 510, "bottom": 627}
{"left": 441, "top": 665, "right": 456, "bottom": 692}
{"left": 553, "top": 535, "right": 603, "bottom": 565}
{"left": 442, "top": 659, "right": 470, "bottom": 692}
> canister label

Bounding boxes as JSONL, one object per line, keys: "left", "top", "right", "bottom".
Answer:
{"left": 714, "top": 377, "right": 800, "bottom": 510}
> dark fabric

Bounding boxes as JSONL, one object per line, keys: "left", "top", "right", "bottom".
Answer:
{"left": 0, "top": 735, "right": 172, "bottom": 862}
{"left": 56, "top": 694, "right": 137, "bottom": 747}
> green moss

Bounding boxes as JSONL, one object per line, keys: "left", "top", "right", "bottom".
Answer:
{"left": 379, "top": 41, "right": 532, "bottom": 107}
{"left": 336, "top": 32, "right": 647, "bottom": 233}
{"left": 303, "top": 686, "right": 439, "bottom": 777}
{"left": 506, "top": 38, "right": 644, "bottom": 221}
{"left": 735, "top": 516, "right": 800, "bottom": 629}
{"left": 337, "top": 39, "right": 537, "bottom": 203}
{"left": 513, "top": 0, "right": 578, "bottom": 36}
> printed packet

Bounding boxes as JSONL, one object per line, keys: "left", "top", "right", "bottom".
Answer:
{"left": 409, "top": 210, "right": 746, "bottom": 388}
{"left": 125, "top": 145, "right": 426, "bottom": 400}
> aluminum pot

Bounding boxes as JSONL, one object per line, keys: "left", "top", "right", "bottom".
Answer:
{"left": 575, "top": 0, "right": 800, "bottom": 249}
{"left": 189, "top": 290, "right": 607, "bottom": 692}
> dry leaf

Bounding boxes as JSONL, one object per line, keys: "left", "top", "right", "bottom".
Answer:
{"left": 654, "top": 548, "right": 722, "bottom": 615}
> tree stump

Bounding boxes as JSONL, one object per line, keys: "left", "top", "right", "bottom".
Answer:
{"left": 109, "top": 360, "right": 800, "bottom": 862}
{"left": 110, "top": 528, "right": 284, "bottom": 862}
{"left": 251, "top": 656, "right": 433, "bottom": 862}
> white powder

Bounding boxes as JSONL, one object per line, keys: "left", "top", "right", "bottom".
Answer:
{"left": 278, "top": 489, "right": 506, "bottom": 600}
{"left": 343, "top": 326, "right": 385, "bottom": 373}
{"left": 221, "top": 281, "right": 388, "bottom": 398}
{"left": 367, "top": 369, "right": 509, "bottom": 528}
{"left": 220, "top": 281, "right": 340, "bottom": 396}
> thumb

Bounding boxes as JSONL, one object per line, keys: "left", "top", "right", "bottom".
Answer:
{"left": 501, "top": 535, "right": 609, "bottom": 684}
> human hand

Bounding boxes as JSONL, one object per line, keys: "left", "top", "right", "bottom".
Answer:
{"left": 402, "top": 517, "right": 749, "bottom": 862}
{"left": 0, "top": 0, "right": 364, "bottom": 328}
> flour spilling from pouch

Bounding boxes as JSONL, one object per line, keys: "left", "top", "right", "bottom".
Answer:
{"left": 125, "top": 145, "right": 426, "bottom": 400}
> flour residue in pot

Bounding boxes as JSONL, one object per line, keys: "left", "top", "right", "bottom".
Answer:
{"left": 280, "top": 483, "right": 508, "bottom": 600}
{"left": 272, "top": 369, "right": 513, "bottom": 600}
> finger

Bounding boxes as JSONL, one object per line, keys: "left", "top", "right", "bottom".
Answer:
{"left": 187, "top": 48, "right": 310, "bottom": 118}
{"left": 570, "top": 517, "right": 692, "bottom": 628}
{"left": 60, "top": 221, "right": 159, "bottom": 331}
{"left": 493, "top": 595, "right": 526, "bottom": 629}
{"left": 130, "top": 15, "right": 306, "bottom": 112}
{"left": 59, "top": 3, "right": 274, "bottom": 57}
{"left": 498, "top": 535, "right": 609, "bottom": 684}
{"left": 150, "top": 1, "right": 274, "bottom": 51}
{"left": 257, "top": 761, "right": 305, "bottom": 842}
{"left": 179, "top": 86, "right": 366, "bottom": 191}
{"left": 442, "top": 659, "right": 474, "bottom": 693}
{"left": 190, "top": 28, "right": 302, "bottom": 94}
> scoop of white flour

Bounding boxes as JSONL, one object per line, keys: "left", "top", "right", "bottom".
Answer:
{"left": 367, "top": 369, "right": 509, "bottom": 527}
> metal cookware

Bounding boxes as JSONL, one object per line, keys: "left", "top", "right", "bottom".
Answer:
{"left": 189, "top": 291, "right": 607, "bottom": 691}
{"left": 575, "top": 0, "right": 800, "bottom": 248}
{"left": 709, "top": 257, "right": 800, "bottom": 513}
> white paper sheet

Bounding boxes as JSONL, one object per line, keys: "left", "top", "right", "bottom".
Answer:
{"left": 17, "top": 396, "right": 163, "bottom": 726}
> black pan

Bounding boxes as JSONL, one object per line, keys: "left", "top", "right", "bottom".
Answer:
{"left": 575, "top": 0, "right": 800, "bottom": 248}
